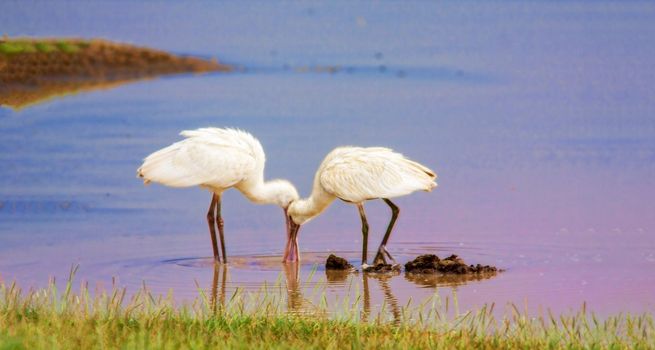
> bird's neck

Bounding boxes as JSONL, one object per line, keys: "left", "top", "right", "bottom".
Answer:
{"left": 238, "top": 178, "right": 281, "bottom": 205}
{"left": 293, "top": 184, "right": 336, "bottom": 222}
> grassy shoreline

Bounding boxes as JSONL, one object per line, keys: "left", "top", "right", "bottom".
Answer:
{"left": 1, "top": 269, "right": 653, "bottom": 349}
{"left": 0, "top": 37, "right": 230, "bottom": 109}
{"left": 0, "top": 37, "right": 230, "bottom": 81}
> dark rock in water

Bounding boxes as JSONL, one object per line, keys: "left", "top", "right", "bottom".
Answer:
{"left": 325, "top": 254, "right": 353, "bottom": 270}
{"left": 362, "top": 263, "right": 401, "bottom": 273}
{"left": 405, "top": 254, "right": 498, "bottom": 274}
{"left": 404, "top": 254, "right": 440, "bottom": 273}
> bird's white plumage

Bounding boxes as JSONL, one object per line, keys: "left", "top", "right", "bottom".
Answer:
{"left": 287, "top": 146, "right": 437, "bottom": 226}
{"left": 137, "top": 128, "right": 265, "bottom": 191}
{"left": 138, "top": 127, "right": 300, "bottom": 264}
{"left": 318, "top": 147, "right": 437, "bottom": 203}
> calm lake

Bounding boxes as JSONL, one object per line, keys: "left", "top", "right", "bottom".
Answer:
{"left": 1, "top": 1, "right": 654, "bottom": 318}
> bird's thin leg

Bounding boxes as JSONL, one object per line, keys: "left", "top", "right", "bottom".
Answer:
{"left": 215, "top": 194, "right": 227, "bottom": 264}
{"left": 292, "top": 224, "right": 301, "bottom": 262}
{"left": 206, "top": 194, "right": 220, "bottom": 263}
{"left": 373, "top": 199, "right": 400, "bottom": 265}
{"left": 282, "top": 209, "right": 291, "bottom": 262}
{"left": 357, "top": 203, "right": 369, "bottom": 266}
{"left": 285, "top": 222, "right": 301, "bottom": 262}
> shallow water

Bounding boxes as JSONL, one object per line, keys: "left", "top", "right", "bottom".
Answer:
{"left": 1, "top": 1, "right": 655, "bottom": 317}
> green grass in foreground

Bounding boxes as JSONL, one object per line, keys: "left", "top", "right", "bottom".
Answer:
{"left": 0, "top": 267, "right": 653, "bottom": 349}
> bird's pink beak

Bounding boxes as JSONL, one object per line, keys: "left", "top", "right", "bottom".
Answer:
{"left": 282, "top": 209, "right": 301, "bottom": 263}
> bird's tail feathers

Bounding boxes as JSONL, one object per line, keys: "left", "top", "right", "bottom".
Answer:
{"left": 403, "top": 158, "right": 438, "bottom": 192}
{"left": 136, "top": 166, "right": 152, "bottom": 185}
{"left": 136, "top": 143, "right": 200, "bottom": 188}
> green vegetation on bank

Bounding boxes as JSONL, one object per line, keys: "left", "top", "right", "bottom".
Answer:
{"left": 0, "top": 39, "right": 89, "bottom": 55}
{"left": 0, "top": 268, "right": 653, "bottom": 349}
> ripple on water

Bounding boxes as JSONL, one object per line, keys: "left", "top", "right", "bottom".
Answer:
{"left": 3, "top": 236, "right": 652, "bottom": 317}
{"left": 162, "top": 252, "right": 335, "bottom": 271}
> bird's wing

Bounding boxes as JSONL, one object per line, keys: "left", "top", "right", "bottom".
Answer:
{"left": 319, "top": 147, "right": 436, "bottom": 203}
{"left": 137, "top": 128, "right": 261, "bottom": 189}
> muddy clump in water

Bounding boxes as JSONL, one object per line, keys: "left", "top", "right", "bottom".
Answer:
{"left": 325, "top": 254, "right": 353, "bottom": 270}
{"left": 362, "top": 263, "right": 401, "bottom": 273}
{"left": 405, "top": 254, "right": 499, "bottom": 274}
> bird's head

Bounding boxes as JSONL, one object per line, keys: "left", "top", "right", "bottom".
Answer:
{"left": 267, "top": 179, "right": 299, "bottom": 209}
{"left": 287, "top": 200, "right": 313, "bottom": 226}
{"left": 283, "top": 199, "right": 312, "bottom": 263}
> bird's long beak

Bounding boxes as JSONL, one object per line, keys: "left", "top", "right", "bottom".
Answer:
{"left": 282, "top": 212, "right": 301, "bottom": 263}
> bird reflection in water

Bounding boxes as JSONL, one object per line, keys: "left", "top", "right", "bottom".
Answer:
{"left": 325, "top": 269, "right": 402, "bottom": 325}
{"left": 282, "top": 262, "right": 304, "bottom": 313}
{"left": 206, "top": 262, "right": 311, "bottom": 316}
{"left": 282, "top": 262, "right": 328, "bottom": 316}
{"left": 206, "top": 261, "right": 499, "bottom": 320}
{"left": 209, "top": 263, "right": 228, "bottom": 315}
{"left": 363, "top": 273, "right": 402, "bottom": 324}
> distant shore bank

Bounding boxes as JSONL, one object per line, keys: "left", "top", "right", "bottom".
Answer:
{"left": 0, "top": 37, "right": 231, "bottom": 108}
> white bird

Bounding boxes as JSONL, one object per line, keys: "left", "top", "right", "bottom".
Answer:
{"left": 285, "top": 146, "right": 437, "bottom": 266}
{"left": 137, "top": 128, "right": 299, "bottom": 263}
